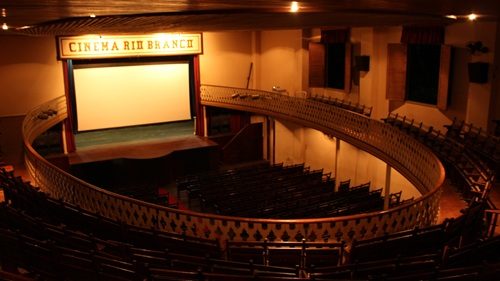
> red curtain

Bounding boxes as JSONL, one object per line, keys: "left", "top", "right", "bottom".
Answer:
{"left": 193, "top": 55, "right": 204, "bottom": 137}
{"left": 321, "top": 28, "right": 350, "bottom": 44}
{"left": 401, "top": 26, "right": 444, "bottom": 44}
{"left": 62, "top": 60, "right": 76, "bottom": 153}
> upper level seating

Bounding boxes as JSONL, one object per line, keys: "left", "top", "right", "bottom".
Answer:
{"left": 444, "top": 117, "right": 500, "bottom": 175}
{"left": 0, "top": 168, "right": 222, "bottom": 258}
{"left": 309, "top": 95, "right": 373, "bottom": 117}
{"left": 2, "top": 167, "right": 324, "bottom": 280}
{"left": 382, "top": 113, "right": 496, "bottom": 203}
{"left": 349, "top": 224, "right": 449, "bottom": 263}
{"left": 17, "top": 87, "right": 498, "bottom": 280}
{"left": 0, "top": 164, "right": 468, "bottom": 281}
{"left": 227, "top": 239, "right": 345, "bottom": 269}
{"left": 309, "top": 202, "right": 499, "bottom": 281}
{"left": 0, "top": 109, "right": 500, "bottom": 280}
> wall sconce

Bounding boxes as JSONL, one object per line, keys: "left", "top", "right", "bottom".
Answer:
{"left": 354, "top": 55, "right": 370, "bottom": 72}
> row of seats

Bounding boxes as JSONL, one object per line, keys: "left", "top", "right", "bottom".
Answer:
{"left": 309, "top": 95, "right": 373, "bottom": 117}
{"left": 382, "top": 113, "right": 496, "bottom": 203}
{"left": 0, "top": 168, "right": 221, "bottom": 257}
{"left": 3, "top": 199, "right": 498, "bottom": 281}
{"left": 103, "top": 182, "right": 175, "bottom": 208}
{"left": 0, "top": 167, "right": 310, "bottom": 280}
{"left": 444, "top": 117, "right": 499, "bottom": 176}
{"left": 176, "top": 163, "right": 394, "bottom": 218}
{"left": 227, "top": 239, "right": 345, "bottom": 270}
{"left": 2, "top": 164, "right": 500, "bottom": 280}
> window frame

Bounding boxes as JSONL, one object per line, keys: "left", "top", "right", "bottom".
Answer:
{"left": 386, "top": 43, "right": 451, "bottom": 110}
{"left": 309, "top": 41, "right": 352, "bottom": 93}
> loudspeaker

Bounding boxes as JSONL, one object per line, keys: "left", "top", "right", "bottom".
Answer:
{"left": 468, "top": 62, "right": 489, "bottom": 84}
{"left": 354, "top": 55, "right": 370, "bottom": 71}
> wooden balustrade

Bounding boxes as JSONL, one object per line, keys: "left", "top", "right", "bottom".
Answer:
{"left": 22, "top": 86, "right": 444, "bottom": 247}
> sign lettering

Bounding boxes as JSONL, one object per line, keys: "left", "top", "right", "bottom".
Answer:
{"left": 58, "top": 34, "right": 202, "bottom": 59}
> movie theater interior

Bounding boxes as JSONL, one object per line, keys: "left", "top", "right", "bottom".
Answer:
{"left": 0, "top": 1, "right": 499, "bottom": 280}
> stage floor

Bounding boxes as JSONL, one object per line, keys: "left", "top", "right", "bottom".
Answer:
{"left": 68, "top": 120, "right": 218, "bottom": 164}
{"left": 75, "top": 120, "right": 195, "bottom": 148}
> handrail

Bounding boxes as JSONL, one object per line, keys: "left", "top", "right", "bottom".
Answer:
{"left": 310, "top": 94, "right": 373, "bottom": 117}
{"left": 23, "top": 86, "right": 444, "bottom": 246}
{"left": 485, "top": 209, "right": 500, "bottom": 238}
{"left": 383, "top": 112, "right": 496, "bottom": 203}
{"left": 201, "top": 85, "right": 444, "bottom": 195}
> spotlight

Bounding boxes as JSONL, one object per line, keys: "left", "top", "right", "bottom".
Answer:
{"left": 468, "top": 13, "right": 477, "bottom": 21}
{"left": 2, "top": 23, "right": 8, "bottom": 30}
{"left": 290, "top": 1, "right": 299, "bottom": 13}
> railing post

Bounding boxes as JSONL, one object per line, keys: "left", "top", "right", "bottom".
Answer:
{"left": 384, "top": 164, "right": 392, "bottom": 210}
{"left": 334, "top": 138, "right": 340, "bottom": 192}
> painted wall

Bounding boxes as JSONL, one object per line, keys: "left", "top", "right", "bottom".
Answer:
{"left": 446, "top": 22, "right": 497, "bottom": 129}
{"left": 0, "top": 35, "right": 64, "bottom": 117}
{"left": 0, "top": 25, "right": 496, "bottom": 197}
{"left": 274, "top": 119, "right": 305, "bottom": 165}
{"left": 257, "top": 28, "right": 420, "bottom": 199}
{"left": 199, "top": 31, "right": 254, "bottom": 88}
{"left": 256, "top": 29, "right": 304, "bottom": 96}
{"left": 303, "top": 128, "right": 335, "bottom": 174}
{"left": 0, "top": 35, "right": 64, "bottom": 166}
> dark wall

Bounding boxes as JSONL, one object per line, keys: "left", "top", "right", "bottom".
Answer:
{"left": 0, "top": 116, "right": 25, "bottom": 166}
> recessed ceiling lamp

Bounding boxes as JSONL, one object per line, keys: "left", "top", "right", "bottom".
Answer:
{"left": 1, "top": 8, "right": 6, "bottom": 18}
{"left": 2, "top": 23, "right": 8, "bottom": 30}
{"left": 89, "top": 13, "right": 96, "bottom": 18}
{"left": 290, "top": 1, "right": 299, "bottom": 13}
{"left": 445, "top": 15, "right": 457, "bottom": 20}
{"left": 468, "top": 13, "right": 477, "bottom": 21}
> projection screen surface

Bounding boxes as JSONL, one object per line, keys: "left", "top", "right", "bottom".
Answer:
{"left": 74, "top": 62, "right": 191, "bottom": 131}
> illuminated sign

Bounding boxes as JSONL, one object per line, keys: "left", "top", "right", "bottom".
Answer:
{"left": 58, "top": 33, "right": 203, "bottom": 59}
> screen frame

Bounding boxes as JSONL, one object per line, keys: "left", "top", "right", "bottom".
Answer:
{"left": 67, "top": 56, "right": 197, "bottom": 133}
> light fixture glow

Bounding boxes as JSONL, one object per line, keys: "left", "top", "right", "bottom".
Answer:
{"left": 445, "top": 15, "right": 457, "bottom": 20}
{"left": 468, "top": 13, "right": 477, "bottom": 21}
{"left": 2, "top": 23, "right": 8, "bottom": 30}
{"left": 1, "top": 8, "right": 6, "bottom": 18}
{"left": 290, "top": 1, "right": 299, "bottom": 13}
{"left": 89, "top": 13, "right": 96, "bottom": 18}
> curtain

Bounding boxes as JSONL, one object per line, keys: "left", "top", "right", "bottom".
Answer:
{"left": 401, "top": 25, "right": 444, "bottom": 44}
{"left": 321, "top": 28, "right": 350, "bottom": 44}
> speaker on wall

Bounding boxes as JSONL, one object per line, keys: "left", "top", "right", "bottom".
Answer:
{"left": 468, "top": 62, "right": 489, "bottom": 84}
{"left": 354, "top": 55, "right": 370, "bottom": 71}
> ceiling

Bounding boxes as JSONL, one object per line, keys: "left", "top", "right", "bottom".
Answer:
{"left": 0, "top": 0, "right": 499, "bottom": 36}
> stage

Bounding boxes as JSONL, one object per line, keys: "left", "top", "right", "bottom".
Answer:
{"left": 68, "top": 135, "right": 218, "bottom": 165}
{"left": 56, "top": 121, "right": 220, "bottom": 188}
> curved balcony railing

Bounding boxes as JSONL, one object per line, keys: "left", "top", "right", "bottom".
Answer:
{"left": 22, "top": 86, "right": 445, "bottom": 246}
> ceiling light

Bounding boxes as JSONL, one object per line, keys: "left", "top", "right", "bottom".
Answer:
{"left": 445, "top": 15, "right": 457, "bottom": 20}
{"left": 1, "top": 8, "right": 6, "bottom": 18}
{"left": 89, "top": 13, "right": 96, "bottom": 18}
{"left": 468, "top": 13, "right": 477, "bottom": 21}
{"left": 2, "top": 23, "right": 8, "bottom": 30}
{"left": 290, "top": 1, "right": 299, "bottom": 13}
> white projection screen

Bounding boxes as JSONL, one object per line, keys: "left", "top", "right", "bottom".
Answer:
{"left": 73, "top": 62, "right": 191, "bottom": 131}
